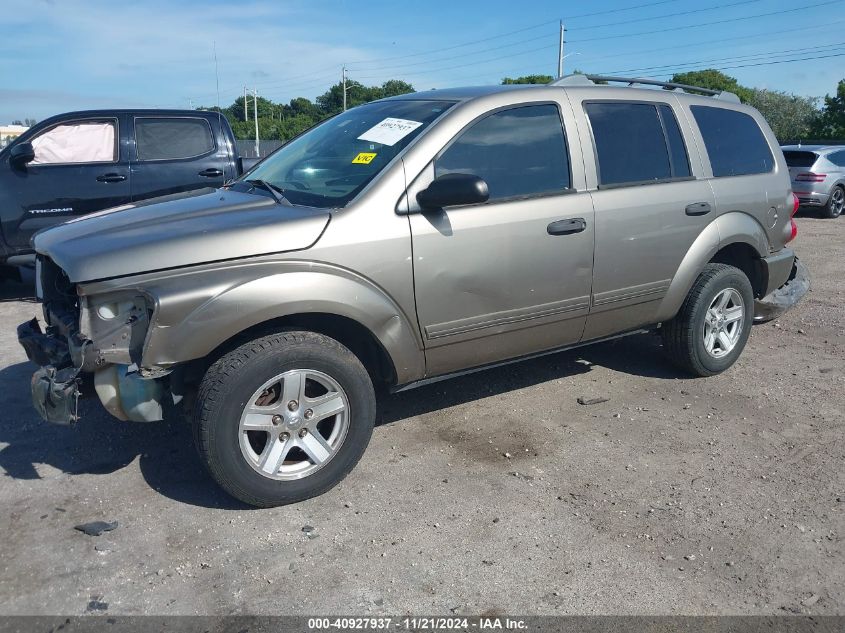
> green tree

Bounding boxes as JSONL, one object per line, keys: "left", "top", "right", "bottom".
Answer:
{"left": 502, "top": 75, "right": 554, "bottom": 85}
{"left": 812, "top": 78, "right": 845, "bottom": 139}
{"left": 746, "top": 89, "right": 819, "bottom": 142}
{"left": 380, "top": 79, "right": 415, "bottom": 98}
{"left": 670, "top": 69, "right": 754, "bottom": 103}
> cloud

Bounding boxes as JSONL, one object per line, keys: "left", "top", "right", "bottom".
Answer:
{"left": 0, "top": 0, "right": 380, "bottom": 118}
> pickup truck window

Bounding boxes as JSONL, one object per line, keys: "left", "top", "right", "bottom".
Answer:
{"left": 135, "top": 117, "right": 215, "bottom": 161}
{"left": 241, "top": 99, "right": 454, "bottom": 208}
{"left": 30, "top": 120, "right": 116, "bottom": 165}
{"left": 435, "top": 104, "right": 571, "bottom": 201}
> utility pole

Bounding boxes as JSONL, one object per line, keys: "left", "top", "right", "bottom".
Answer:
{"left": 253, "top": 87, "right": 259, "bottom": 157}
{"left": 244, "top": 86, "right": 249, "bottom": 122}
{"left": 557, "top": 21, "right": 566, "bottom": 78}
{"left": 342, "top": 66, "right": 347, "bottom": 111}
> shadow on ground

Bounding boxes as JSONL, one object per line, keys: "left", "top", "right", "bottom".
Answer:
{"left": 0, "top": 271, "right": 37, "bottom": 303}
{"left": 0, "top": 332, "right": 687, "bottom": 508}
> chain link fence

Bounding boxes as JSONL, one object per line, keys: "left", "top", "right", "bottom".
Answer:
{"left": 235, "top": 139, "right": 284, "bottom": 158}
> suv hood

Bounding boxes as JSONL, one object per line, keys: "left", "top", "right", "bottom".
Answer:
{"left": 33, "top": 188, "right": 331, "bottom": 282}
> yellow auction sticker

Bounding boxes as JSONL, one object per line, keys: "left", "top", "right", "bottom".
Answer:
{"left": 352, "top": 152, "right": 377, "bottom": 164}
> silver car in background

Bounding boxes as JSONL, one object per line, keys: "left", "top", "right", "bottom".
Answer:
{"left": 781, "top": 145, "right": 845, "bottom": 218}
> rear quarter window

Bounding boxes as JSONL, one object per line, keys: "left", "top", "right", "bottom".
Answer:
{"left": 691, "top": 106, "right": 774, "bottom": 177}
{"left": 828, "top": 150, "right": 845, "bottom": 167}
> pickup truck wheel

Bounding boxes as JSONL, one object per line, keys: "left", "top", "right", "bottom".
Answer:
{"left": 822, "top": 185, "right": 843, "bottom": 219}
{"left": 661, "top": 263, "right": 754, "bottom": 377}
{"left": 194, "top": 331, "right": 375, "bottom": 507}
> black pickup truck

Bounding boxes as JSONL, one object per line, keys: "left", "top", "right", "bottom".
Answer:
{"left": 0, "top": 109, "right": 259, "bottom": 269}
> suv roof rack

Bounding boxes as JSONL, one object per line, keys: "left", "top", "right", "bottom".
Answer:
{"left": 550, "top": 74, "right": 741, "bottom": 103}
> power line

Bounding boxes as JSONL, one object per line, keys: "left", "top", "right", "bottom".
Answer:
{"left": 352, "top": 0, "right": 839, "bottom": 81}
{"left": 581, "top": 16, "right": 845, "bottom": 65}
{"left": 346, "top": 0, "right": 762, "bottom": 74}
{"left": 342, "top": 0, "right": 686, "bottom": 67}
{"left": 601, "top": 41, "right": 845, "bottom": 75}
{"left": 569, "top": 0, "right": 843, "bottom": 43}
{"left": 573, "top": 0, "right": 764, "bottom": 32}
{"left": 649, "top": 51, "right": 845, "bottom": 77}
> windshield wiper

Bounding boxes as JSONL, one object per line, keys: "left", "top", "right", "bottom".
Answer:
{"left": 245, "top": 179, "right": 289, "bottom": 205}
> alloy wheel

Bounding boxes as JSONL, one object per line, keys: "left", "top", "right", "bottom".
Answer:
{"left": 702, "top": 288, "right": 745, "bottom": 358}
{"left": 238, "top": 369, "right": 349, "bottom": 480}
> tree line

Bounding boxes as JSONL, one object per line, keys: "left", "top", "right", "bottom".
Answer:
{"left": 203, "top": 69, "right": 843, "bottom": 143}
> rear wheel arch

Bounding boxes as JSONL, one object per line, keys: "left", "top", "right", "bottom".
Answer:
{"left": 656, "top": 214, "right": 769, "bottom": 322}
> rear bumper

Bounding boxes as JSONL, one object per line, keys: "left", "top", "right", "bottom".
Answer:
{"left": 793, "top": 191, "right": 829, "bottom": 207}
{"left": 754, "top": 257, "right": 810, "bottom": 323}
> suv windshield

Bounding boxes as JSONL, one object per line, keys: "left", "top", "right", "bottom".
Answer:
{"left": 235, "top": 99, "right": 454, "bottom": 208}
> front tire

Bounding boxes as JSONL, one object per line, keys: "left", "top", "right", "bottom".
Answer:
{"left": 194, "top": 331, "right": 376, "bottom": 507}
{"left": 822, "top": 185, "right": 843, "bottom": 219}
{"left": 662, "top": 263, "right": 754, "bottom": 377}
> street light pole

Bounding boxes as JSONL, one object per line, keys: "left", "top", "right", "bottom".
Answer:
{"left": 253, "top": 87, "right": 259, "bottom": 157}
{"left": 557, "top": 21, "right": 566, "bottom": 78}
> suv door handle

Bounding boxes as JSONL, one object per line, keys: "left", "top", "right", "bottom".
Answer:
{"left": 198, "top": 168, "right": 224, "bottom": 177}
{"left": 547, "top": 218, "right": 586, "bottom": 235}
{"left": 685, "top": 202, "right": 712, "bottom": 216}
{"left": 96, "top": 173, "right": 127, "bottom": 183}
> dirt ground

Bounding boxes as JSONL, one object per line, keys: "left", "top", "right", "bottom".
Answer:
{"left": 0, "top": 214, "right": 842, "bottom": 616}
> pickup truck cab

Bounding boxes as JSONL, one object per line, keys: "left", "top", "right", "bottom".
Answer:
{"left": 0, "top": 109, "right": 255, "bottom": 267}
{"left": 18, "top": 76, "right": 809, "bottom": 507}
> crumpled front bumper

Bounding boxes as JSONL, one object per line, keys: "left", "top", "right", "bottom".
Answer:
{"left": 17, "top": 318, "right": 81, "bottom": 425}
{"left": 754, "top": 257, "right": 810, "bottom": 323}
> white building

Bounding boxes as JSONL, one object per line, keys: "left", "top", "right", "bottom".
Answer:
{"left": 0, "top": 124, "right": 30, "bottom": 148}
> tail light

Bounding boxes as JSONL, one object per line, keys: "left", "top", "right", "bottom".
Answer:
{"left": 785, "top": 193, "right": 799, "bottom": 243}
{"left": 795, "top": 173, "right": 826, "bottom": 182}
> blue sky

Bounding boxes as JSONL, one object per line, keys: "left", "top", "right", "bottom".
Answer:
{"left": 1, "top": 0, "right": 843, "bottom": 122}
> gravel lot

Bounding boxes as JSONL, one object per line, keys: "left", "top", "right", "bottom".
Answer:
{"left": 0, "top": 215, "right": 842, "bottom": 616}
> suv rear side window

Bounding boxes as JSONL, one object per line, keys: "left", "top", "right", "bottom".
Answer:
{"left": 828, "top": 150, "right": 845, "bottom": 167}
{"left": 782, "top": 151, "right": 818, "bottom": 168}
{"left": 691, "top": 106, "right": 773, "bottom": 177}
{"left": 585, "top": 102, "right": 690, "bottom": 187}
{"left": 435, "top": 104, "right": 570, "bottom": 200}
{"left": 135, "top": 117, "right": 215, "bottom": 161}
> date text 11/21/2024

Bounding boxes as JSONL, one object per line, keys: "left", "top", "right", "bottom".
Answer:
{"left": 307, "top": 617, "right": 528, "bottom": 630}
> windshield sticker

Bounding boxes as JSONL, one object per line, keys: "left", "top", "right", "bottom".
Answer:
{"left": 352, "top": 152, "right": 377, "bottom": 164}
{"left": 357, "top": 118, "right": 423, "bottom": 146}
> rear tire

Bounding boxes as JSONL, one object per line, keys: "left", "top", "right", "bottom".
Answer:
{"left": 193, "top": 331, "right": 376, "bottom": 507}
{"left": 822, "top": 185, "right": 843, "bottom": 219}
{"left": 662, "top": 263, "right": 754, "bottom": 377}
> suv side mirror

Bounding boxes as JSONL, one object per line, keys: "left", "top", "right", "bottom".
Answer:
{"left": 10, "top": 142, "right": 35, "bottom": 168}
{"left": 417, "top": 173, "right": 489, "bottom": 209}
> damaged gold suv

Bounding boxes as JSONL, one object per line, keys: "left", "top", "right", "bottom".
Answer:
{"left": 18, "top": 76, "right": 808, "bottom": 506}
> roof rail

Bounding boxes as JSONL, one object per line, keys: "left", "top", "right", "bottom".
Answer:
{"left": 550, "top": 74, "right": 741, "bottom": 103}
